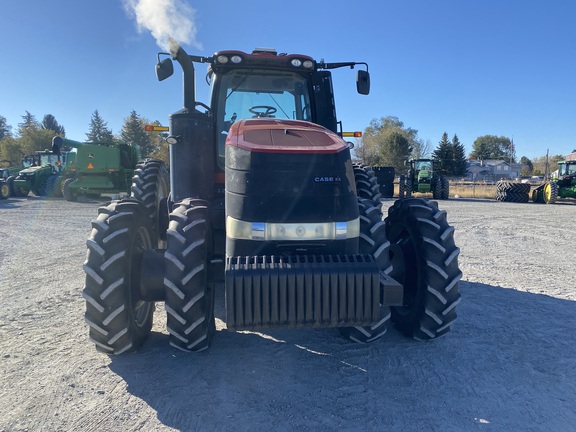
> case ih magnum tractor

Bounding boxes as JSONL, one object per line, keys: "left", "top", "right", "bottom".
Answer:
{"left": 82, "top": 43, "right": 461, "bottom": 354}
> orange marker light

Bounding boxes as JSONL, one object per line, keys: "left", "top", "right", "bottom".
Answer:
{"left": 145, "top": 125, "right": 169, "bottom": 132}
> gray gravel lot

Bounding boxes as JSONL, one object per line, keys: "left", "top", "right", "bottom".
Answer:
{"left": 1, "top": 196, "right": 575, "bottom": 432}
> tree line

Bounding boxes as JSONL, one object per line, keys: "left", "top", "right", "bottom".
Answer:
{"left": 354, "top": 115, "right": 572, "bottom": 178}
{"left": 2, "top": 111, "right": 570, "bottom": 177}
{"left": 0, "top": 110, "right": 168, "bottom": 167}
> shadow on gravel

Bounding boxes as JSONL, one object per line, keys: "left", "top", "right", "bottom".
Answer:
{"left": 0, "top": 200, "right": 23, "bottom": 209}
{"left": 107, "top": 281, "right": 576, "bottom": 431}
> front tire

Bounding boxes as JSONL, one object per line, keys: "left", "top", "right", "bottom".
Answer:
{"left": 339, "top": 198, "right": 392, "bottom": 343}
{"left": 164, "top": 199, "right": 215, "bottom": 352}
{"left": 543, "top": 182, "right": 558, "bottom": 204}
{"left": 0, "top": 181, "right": 9, "bottom": 199}
{"left": 386, "top": 198, "right": 461, "bottom": 340}
{"left": 82, "top": 200, "right": 155, "bottom": 354}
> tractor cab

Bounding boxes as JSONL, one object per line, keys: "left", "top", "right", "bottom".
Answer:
{"left": 156, "top": 47, "right": 370, "bottom": 202}
{"left": 556, "top": 161, "right": 576, "bottom": 178}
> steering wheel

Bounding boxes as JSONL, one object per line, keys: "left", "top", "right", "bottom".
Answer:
{"left": 195, "top": 101, "right": 211, "bottom": 113}
{"left": 249, "top": 105, "right": 277, "bottom": 118}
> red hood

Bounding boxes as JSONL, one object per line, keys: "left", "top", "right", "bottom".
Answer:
{"left": 226, "top": 119, "right": 347, "bottom": 154}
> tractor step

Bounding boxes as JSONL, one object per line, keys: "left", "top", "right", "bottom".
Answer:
{"left": 225, "top": 254, "right": 384, "bottom": 331}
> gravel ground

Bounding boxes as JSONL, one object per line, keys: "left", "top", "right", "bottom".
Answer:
{"left": 0, "top": 195, "right": 575, "bottom": 432}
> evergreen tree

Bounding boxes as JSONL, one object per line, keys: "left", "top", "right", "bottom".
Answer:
{"left": 86, "top": 110, "right": 114, "bottom": 142}
{"left": 432, "top": 132, "right": 453, "bottom": 174}
{"left": 41, "top": 114, "right": 65, "bottom": 136}
{"left": 18, "top": 111, "right": 40, "bottom": 135}
{"left": 0, "top": 115, "right": 12, "bottom": 140}
{"left": 520, "top": 156, "right": 533, "bottom": 176}
{"left": 451, "top": 134, "right": 468, "bottom": 176}
{"left": 120, "top": 110, "right": 154, "bottom": 156}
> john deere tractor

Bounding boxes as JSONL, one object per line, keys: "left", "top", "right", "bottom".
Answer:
{"left": 82, "top": 43, "right": 461, "bottom": 354}
{"left": 532, "top": 159, "right": 576, "bottom": 204}
{"left": 399, "top": 158, "right": 449, "bottom": 199}
{"left": 9, "top": 151, "right": 67, "bottom": 197}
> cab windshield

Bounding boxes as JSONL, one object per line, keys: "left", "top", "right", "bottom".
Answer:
{"left": 214, "top": 70, "right": 312, "bottom": 167}
{"left": 415, "top": 160, "right": 433, "bottom": 171}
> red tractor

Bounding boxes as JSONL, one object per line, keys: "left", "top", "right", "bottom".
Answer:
{"left": 82, "top": 44, "right": 461, "bottom": 354}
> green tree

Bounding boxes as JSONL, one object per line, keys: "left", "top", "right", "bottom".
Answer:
{"left": 432, "top": 132, "right": 453, "bottom": 174}
{"left": 356, "top": 116, "right": 418, "bottom": 173}
{"left": 469, "top": 135, "right": 513, "bottom": 162}
{"left": 451, "top": 134, "right": 468, "bottom": 176}
{"left": 0, "top": 136, "right": 21, "bottom": 166}
{"left": 18, "top": 127, "right": 56, "bottom": 156}
{"left": 145, "top": 121, "right": 170, "bottom": 165}
{"left": 41, "top": 114, "right": 65, "bottom": 136}
{"left": 520, "top": 156, "right": 533, "bottom": 176}
{"left": 18, "top": 111, "right": 40, "bottom": 136}
{"left": 532, "top": 154, "right": 563, "bottom": 177}
{"left": 86, "top": 110, "right": 115, "bottom": 142}
{"left": 0, "top": 115, "right": 12, "bottom": 140}
{"left": 119, "top": 110, "right": 154, "bottom": 157}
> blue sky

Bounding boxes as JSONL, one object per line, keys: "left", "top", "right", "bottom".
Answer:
{"left": 1, "top": 0, "right": 575, "bottom": 159}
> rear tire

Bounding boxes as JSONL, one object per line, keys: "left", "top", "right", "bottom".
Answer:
{"left": 352, "top": 163, "right": 382, "bottom": 206}
{"left": 441, "top": 176, "right": 450, "bottom": 199}
{"left": 62, "top": 178, "right": 77, "bottom": 201}
{"left": 432, "top": 178, "right": 442, "bottom": 199}
{"left": 82, "top": 200, "right": 155, "bottom": 354}
{"left": 399, "top": 175, "right": 406, "bottom": 198}
{"left": 164, "top": 199, "right": 215, "bottom": 352}
{"left": 386, "top": 198, "right": 461, "bottom": 340}
{"left": 131, "top": 158, "right": 170, "bottom": 246}
{"left": 339, "top": 198, "right": 392, "bottom": 343}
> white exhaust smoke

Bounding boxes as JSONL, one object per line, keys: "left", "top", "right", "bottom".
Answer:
{"left": 123, "top": 0, "right": 201, "bottom": 50}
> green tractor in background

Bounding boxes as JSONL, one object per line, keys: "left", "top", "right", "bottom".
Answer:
{"left": 52, "top": 137, "right": 142, "bottom": 201}
{"left": 399, "top": 158, "right": 449, "bottom": 199}
{"left": 8, "top": 151, "right": 67, "bottom": 197}
{"left": 532, "top": 159, "right": 576, "bottom": 204}
{"left": 0, "top": 168, "right": 12, "bottom": 199}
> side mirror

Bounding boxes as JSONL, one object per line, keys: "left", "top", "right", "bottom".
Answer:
{"left": 356, "top": 70, "right": 370, "bottom": 95}
{"left": 156, "top": 58, "right": 174, "bottom": 82}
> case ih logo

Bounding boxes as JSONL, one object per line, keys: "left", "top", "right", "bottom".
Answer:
{"left": 314, "top": 176, "right": 341, "bottom": 183}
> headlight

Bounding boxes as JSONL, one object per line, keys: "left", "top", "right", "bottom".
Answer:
{"left": 226, "top": 217, "right": 359, "bottom": 241}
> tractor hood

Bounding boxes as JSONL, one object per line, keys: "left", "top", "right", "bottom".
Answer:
{"left": 226, "top": 119, "right": 347, "bottom": 154}
{"left": 19, "top": 165, "right": 48, "bottom": 176}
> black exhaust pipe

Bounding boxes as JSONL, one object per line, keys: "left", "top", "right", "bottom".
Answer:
{"left": 169, "top": 39, "right": 195, "bottom": 111}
